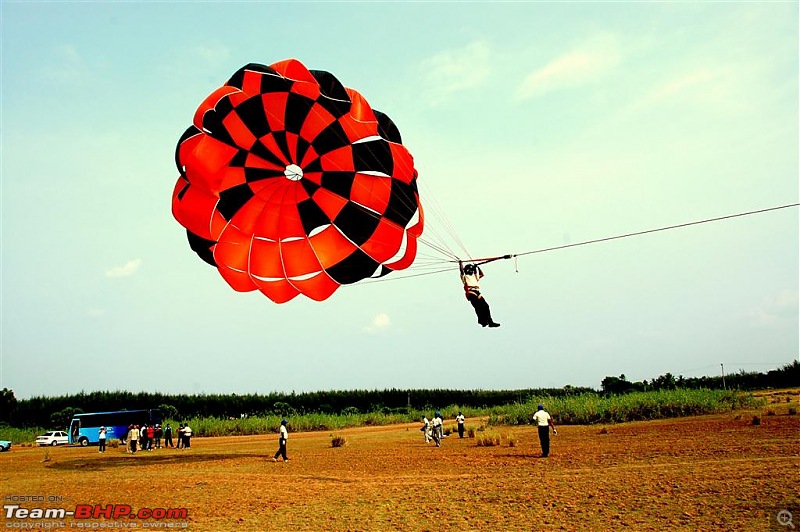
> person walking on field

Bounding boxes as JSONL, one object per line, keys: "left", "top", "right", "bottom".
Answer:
{"left": 456, "top": 412, "right": 465, "bottom": 438}
{"left": 273, "top": 419, "right": 289, "bottom": 462}
{"left": 532, "top": 404, "right": 557, "bottom": 457}
{"left": 421, "top": 416, "right": 431, "bottom": 443}
{"left": 431, "top": 413, "right": 443, "bottom": 447}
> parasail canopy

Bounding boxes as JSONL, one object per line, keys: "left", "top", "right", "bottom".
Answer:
{"left": 172, "top": 60, "right": 424, "bottom": 303}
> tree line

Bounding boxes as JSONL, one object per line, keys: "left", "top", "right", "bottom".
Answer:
{"left": 1, "top": 361, "right": 796, "bottom": 429}
{"left": 600, "top": 360, "right": 798, "bottom": 395}
{"left": 2, "top": 386, "right": 593, "bottom": 428}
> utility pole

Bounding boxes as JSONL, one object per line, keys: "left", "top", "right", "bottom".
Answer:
{"left": 721, "top": 363, "right": 726, "bottom": 390}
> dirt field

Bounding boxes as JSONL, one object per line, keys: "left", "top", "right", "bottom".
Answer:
{"left": 2, "top": 399, "right": 798, "bottom": 531}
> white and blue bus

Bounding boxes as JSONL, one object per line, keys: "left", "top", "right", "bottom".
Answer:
{"left": 68, "top": 409, "right": 162, "bottom": 446}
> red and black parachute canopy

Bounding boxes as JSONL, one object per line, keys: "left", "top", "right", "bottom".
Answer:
{"left": 172, "top": 60, "right": 424, "bottom": 303}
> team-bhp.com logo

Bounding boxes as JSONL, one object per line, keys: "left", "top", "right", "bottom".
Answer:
{"left": 4, "top": 503, "right": 188, "bottom": 527}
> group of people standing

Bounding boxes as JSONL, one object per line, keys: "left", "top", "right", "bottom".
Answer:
{"left": 419, "top": 406, "right": 557, "bottom": 457}
{"left": 421, "top": 411, "right": 467, "bottom": 447}
{"left": 117, "top": 423, "right": 193, "bottom": 454}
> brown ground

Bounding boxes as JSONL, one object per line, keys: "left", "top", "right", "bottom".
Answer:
{"left": 2, "top": 393, "right": 798, "bottom": 531}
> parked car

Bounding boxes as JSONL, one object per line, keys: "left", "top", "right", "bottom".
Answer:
{"left": 36, "top": 431, "right": 69, "bottom": 446}
{"left": 0, "top": 440, "right": 11, "bottom": 452}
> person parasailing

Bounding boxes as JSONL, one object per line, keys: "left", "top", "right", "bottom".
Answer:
{"left": 459, "top": 261, "right": 500, "bottom": 328}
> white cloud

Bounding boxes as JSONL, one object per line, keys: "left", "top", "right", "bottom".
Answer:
{"left": 515, "top": 34, "right": 621, "bottom": 100}
{"left": 749, "top": 290, "right": 799, "bottom": 328}
{"left": 363, "top": 313, "right": 391, "bottom": 333}
{"left": 419, "top": 40, "right": 491, "bottom": 105}
{"left": 43, "top": 44, "right": 89, "bottom": 85}
{"left": 628, "top": 67, "right": 733, "bottom": 113}
{"left": 105, "top": 259, "right": 142, "bottom": 278}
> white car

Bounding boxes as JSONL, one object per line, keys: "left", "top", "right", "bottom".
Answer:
{"left": 36, "top": 431, "right": 69, "bottom": 446}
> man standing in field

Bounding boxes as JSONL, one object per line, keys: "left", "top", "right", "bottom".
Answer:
{"left": 456, "top": 412, "right": 466, "bottom": 438}
{"left": 128, "top": 424, "right": 140, "bottom": 454}
{"left": 164, "top": 424, "right": 173, "bottom": 448}
{"left": 532, "top": 404, "right": 557, "bottom": 457}
{"left": 432, "top": 412, "right": 443, "bottom": 447}
{"left": 183, "top": 424, "right": 192, "bottom": 448}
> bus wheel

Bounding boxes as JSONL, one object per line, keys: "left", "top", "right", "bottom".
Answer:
{"left": 79, "top": 438, "right": 89, "bottom": 447}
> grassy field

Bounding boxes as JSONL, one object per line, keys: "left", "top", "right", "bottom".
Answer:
{"left": 1, "top": 390, "right": 797, "bottom": 531}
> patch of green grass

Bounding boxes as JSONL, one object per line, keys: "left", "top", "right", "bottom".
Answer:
{"left": 0, "top": 425, "right": 43, "bottom": 444}
{"left": 490, "top": 389, "right": 764, "bottom": 426}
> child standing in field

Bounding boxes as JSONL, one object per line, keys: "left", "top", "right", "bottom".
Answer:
{"left": 421, "top": 416, "right": 431, "bottom": 443}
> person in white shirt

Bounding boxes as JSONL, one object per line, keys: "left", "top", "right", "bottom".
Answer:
{"left": 456, "top": 412, "right": 466, "bottom": 438}
{"left": 532, "top": 404, "right": 557, "bottom": 457}
{"left": 431, "top": 414, "right": 443, "bottom": 447}
{"left": 421, "top": 416, "right": 431, "bottom": 443}
{"left": 98, "top": 427, "right": 106, "bottom": 453}
{"left": 183, "top": 424, "right": 192, "bottom": 449}
{"left": 273, "top": 419, "right": 289, "bottom": 462}
{"left": 459, "top": 262, "right": 500, "bottom": 328}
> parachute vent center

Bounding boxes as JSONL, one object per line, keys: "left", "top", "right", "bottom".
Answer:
{"left": 284, "top": 164, "right": 303, "bottom": 181}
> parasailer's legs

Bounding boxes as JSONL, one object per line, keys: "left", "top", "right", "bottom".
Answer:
{"left": 466, "top": 291, "right": 500, "bottom": 328}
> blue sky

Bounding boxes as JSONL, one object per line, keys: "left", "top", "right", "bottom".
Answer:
{"left": 2, "top": 2, "right": 797, "bottom": 399}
